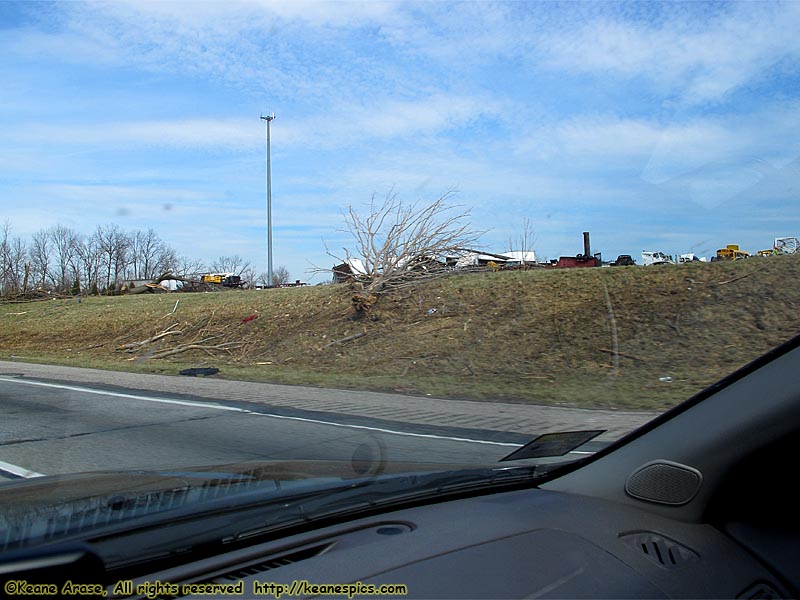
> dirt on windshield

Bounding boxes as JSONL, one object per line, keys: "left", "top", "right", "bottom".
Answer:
{"left": 2, "top": 255, "right": 799, "bottom": 410}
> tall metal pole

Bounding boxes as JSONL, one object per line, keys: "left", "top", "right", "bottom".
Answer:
{"left": 261, "top": 113, "right": 275, "bottom": 287}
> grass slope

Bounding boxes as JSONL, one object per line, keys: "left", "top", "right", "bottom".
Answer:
{"left": 2, "top": 256, "right": 800, "bottom": 410}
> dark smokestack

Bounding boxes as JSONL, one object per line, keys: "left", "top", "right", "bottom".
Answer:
{"left": 583, "top": 232, "right": 591, "bottom": 257}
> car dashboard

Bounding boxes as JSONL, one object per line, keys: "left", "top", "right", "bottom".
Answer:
{"left": 114, "top": 484, "right": 790, "bottom": 599}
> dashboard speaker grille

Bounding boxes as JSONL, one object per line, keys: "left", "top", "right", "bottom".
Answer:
{"left": 625, "top": 461, "right": 702, "bottom": 505}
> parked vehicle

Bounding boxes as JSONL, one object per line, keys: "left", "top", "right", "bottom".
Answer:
{"left": 678, "top": 253, "right": 706, "bottom": 263}
{"left": 201, "top": 273, "right": 244, "bottom": 287}
{"left": 612, "top": 255, "right": 636, "bottom": 266}
{"left": 758, "top": 238, "right": 799, "bottom": 256}
{"left": 641, "top": 251, "right": 675, "bottom": 266}
{"left": 714, "top": 245, "right": 750, "bottom": 261}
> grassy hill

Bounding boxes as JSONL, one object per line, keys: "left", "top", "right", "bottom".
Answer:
{"left": 3, "top": 256, "right": 800, "bottom": 411}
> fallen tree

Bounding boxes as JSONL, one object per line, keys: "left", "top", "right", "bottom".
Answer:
{"left": 327, "top": 189, "right": 482, "bottom": 313}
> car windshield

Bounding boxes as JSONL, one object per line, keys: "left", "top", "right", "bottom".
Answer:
{"left": 1, "top": 0, "right": 799, "bottom": 554}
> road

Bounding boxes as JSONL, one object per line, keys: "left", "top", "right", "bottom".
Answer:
{"left": 0, "top": 362, "right": 659, "bottom": 481}
{"left": 0, "top": 377, "right": 528, "bottom": 480}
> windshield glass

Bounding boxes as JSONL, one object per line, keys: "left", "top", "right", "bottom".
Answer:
{"left": 1, "top": 0, "right": 799, "bottom": 553}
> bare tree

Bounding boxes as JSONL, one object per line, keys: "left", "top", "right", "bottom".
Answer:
{"left": 49, "top": 225, "right": 81, "bottom": 293}
{"left": 1, "top": 222, "right": 28, "bottom": 295}
{"left": 240, "top": 267, "right": 257, "bottom": 289}
{"left": 0, "top": 221, "right": 12, "bottom": 295}
{"left": 504, "top": 217, "right": 537, "bottom": 266}
{"left": 76, "top": 235, "right": 100, "bottom": 295}
{"left": 0, "top": 221, "right": 8, "bottom": 294}
{"left": 273, "top": 265, "right": 290, "bottom": 286}
{"left": 9, "top": 237, "right": 29, "bottom": 293}
{"left": 129, "top": 228, "right": 157, "bottom": 280}
{"left": 211, "top": 255, "right": 251, "bottom": 276}
{"left": 128, "top": 228, "right": 177, "bottom": 280}
{"left": 254, "top": 267, "right": 289, "bottom": 287}
{"left": 154, "top": 245, "right": 179, "bottom": 278}
{"left": 331, "top": 189, "right": 481, "bottom": 311}
{"left": 175, "top": 255, "right": 206, "bottom": 279}
{"left": 29, "top": 229, "right": 51, "bottom": 290}
{"left": 94, "top": 224, "right": 130, "bottom": 292}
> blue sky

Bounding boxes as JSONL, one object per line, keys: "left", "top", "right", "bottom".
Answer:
{"left": 2, "top": 1, "right": 800, "bottom": 280}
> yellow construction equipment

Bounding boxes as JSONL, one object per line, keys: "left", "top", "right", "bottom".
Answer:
{"left": 714, "top": 244, "right": 750, "bottom": 261}
{"left": 201, "top": 273, "right": 244, "bottom": 287}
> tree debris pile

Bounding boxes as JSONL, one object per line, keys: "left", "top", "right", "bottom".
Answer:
{"left": 327, "top": 190, "right": 482, "bottom": 313}
{"left": 114, "top": 314, "right": 248, "bottom": 361}
{"left": 0, "top": 290, "right": 69, "bottom": 304}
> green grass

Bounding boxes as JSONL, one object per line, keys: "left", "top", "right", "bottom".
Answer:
{"left": 3, "top": 256, "right": 800, "bottom": 411}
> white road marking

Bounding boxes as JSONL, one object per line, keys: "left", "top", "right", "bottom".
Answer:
{"left": 0, "top": 459, "right": 44, "bottom": 478}
{"left": 246, "top": 411, "right": 521, "bottom": 447}
{"left": 0, "top": 377, "right": 245, "bottom": 411}
{"left": 0, "top": 377, "right": 522, "bottom": 448}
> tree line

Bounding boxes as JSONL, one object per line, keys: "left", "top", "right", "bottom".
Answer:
{"left": 0, "top": 221, "right": 289, "bottom": 296}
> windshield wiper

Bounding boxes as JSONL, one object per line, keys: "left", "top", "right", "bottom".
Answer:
{"left": 88, "top": 463, "right": 549, "bottom": 572}
{"left": 0, "top": 464, "right": 548, "bottom": 582}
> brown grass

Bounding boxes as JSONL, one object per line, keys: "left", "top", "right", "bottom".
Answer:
{"left": 2, "top": 255, "right": 800, "bottom": 410}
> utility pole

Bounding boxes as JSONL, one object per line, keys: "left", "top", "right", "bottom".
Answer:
{"left": 260, "top": 113, "right": 276, "bottom": 287}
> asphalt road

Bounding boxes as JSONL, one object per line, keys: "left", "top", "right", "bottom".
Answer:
{"left": 0, "top": 376, "right": 530, "bottom": 481}
{"left": 0, "top": 362, "right": 659, "bottom": 482}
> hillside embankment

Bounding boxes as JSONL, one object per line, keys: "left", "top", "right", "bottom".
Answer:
{"left": 2, "top": 256, "right": 799, "bottom": 410}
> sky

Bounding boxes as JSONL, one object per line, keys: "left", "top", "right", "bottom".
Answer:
{"left": 1, "top": 0, "right": 800, "bottom": 281}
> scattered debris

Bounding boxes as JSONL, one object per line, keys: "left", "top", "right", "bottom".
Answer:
{"left": 714, "top": 268, "right": 763, "bottom": 286}
{"left": 322, "top": 332, "right": 366, "bottom": 349}
{"left": 241, "top": 313, "right": 258, "bottom": 324}
{"left": 659, "top": 376, "right": 674, "bottom": 383}
{"left": 117, "top": 324, "right": 183, "bottom": 352}
{"left": 598, "top": 348, "right": 644, "bottom": 363}
{"left": 150, "top": 340, "right": 242, "bottom": 359}
{"left": 179, "top": 367, "right": 220, "bottom": 377}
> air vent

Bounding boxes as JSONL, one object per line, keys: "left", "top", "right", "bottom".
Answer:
{"left": 737, "top": 581, "right": 783, "bottom": 599}
{"left": 619, "top": 532, "right": 699, "bottom": 569}
{"left": 162, "top": 544, "right": 329, "bottom": 599}
{"left": 217, "top": 544, "right": 328, "bottom": 581}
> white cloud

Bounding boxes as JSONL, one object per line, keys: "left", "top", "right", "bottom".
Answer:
{"left": 514, "top": 101, "right": 800, "bottom": 187}
{"left": 1, "top": 119, "right": 262, "bottom": 152}
{"left": 534, "top": 3, "right": 800, "bottom": 104}
{"left": 2, "top": 91, "right": 500, "bottom": 154}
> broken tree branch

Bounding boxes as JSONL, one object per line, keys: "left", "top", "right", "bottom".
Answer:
{"left": 149, "top": 341, "right": 243, "bottom": 359}
{"left": 322, "top": 332, "right": 366, "bottom": 349}
{"left": 117, "top": 323, "right": 183, "bottom": 352}
{"left": 598, "top": 348, "right": 645, "bottom": 362}
{"left": 714, "top": 268, "right": 763, "bottom": 286}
